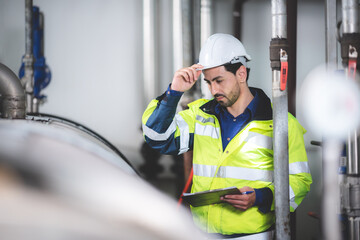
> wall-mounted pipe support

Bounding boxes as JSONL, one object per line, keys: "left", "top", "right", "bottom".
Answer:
{"left": 0, "top": 63, "right": 26, "bottom": 119}
{"left": 270, "top": 0, "right": 290, "bottom": 239}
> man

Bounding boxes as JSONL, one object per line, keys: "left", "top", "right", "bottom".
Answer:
{"left": 142, "top": 33, "right": 312, "bottom": 239}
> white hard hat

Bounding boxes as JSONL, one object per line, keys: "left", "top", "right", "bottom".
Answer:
{"left": 198, "top": 33, "right": 251, "bottom": 70}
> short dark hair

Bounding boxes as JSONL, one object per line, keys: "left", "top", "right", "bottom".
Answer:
{"left": 223, "top": 62, "right": 250, "bottom": 81}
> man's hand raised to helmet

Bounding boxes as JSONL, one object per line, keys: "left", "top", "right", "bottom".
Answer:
{"left": 171, "top": 64, "right": 203, "bottom": 92}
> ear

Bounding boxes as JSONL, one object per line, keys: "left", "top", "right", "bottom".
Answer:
{"left": 236, "top": 65, "right": 247, "bottom": 83}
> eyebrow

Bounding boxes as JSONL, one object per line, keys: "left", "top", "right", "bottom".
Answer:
{"left": 203, "top": 76, "right": 222, "bottom": 82}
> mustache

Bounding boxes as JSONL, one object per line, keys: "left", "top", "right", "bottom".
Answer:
{"left": 214, "top": 94, "right": 225, "bottom": 98}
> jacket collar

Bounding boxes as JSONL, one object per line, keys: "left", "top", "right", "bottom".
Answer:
{"left": 199, "top": 87, "right": 273, "bottom": 121}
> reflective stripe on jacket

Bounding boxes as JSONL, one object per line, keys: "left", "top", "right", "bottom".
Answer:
{"left": 142, "top": 94, "right": 312, "bottom": 235}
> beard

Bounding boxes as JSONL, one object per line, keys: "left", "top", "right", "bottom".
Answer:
{"left": 214, "top": 84, "right": 241, "bottom": 108}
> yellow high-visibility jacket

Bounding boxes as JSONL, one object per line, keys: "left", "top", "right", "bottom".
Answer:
{"left": 142, "top": 87, "right": 312, "bottom": 235}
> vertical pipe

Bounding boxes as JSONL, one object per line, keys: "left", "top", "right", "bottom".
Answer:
{"left": 143, "top": 0, "right": 157, "bottom": 106}
{"left": 272, "top": 70, "right": 290, "bottom": 240}
{"left": 325, "top": 0, "right": 338, "bottom": 65}
{"left": 271, "top": 0, "right": 287, "bottom": 39}
{"left": 322, "top": 2, "right": 342, "bottom": 240}
{"left": 173, "top": 0, "right": 183, "bottom": 72}
{"left": 24, "top": 0, "right": 34, "bottom": 113}
{"left": 200, "top": 0, "right": 212, "bottom": 99}
{"left": 342, "top": 0, "right": 359, "bottom": 34}
{"left": 173, "top": 0, "right": 192, "bottom": 70}
{"left": 322, "top": 140, "right": 343, "bottom": 240}
{"left": 286, "top": 0, "right": 297, "bottom": 117}
{"left": 182, "top": 0, "right": 192, "bottom": 68}
{"left": 343, "top": 0, "right": 359, "bottom": 176}
{"left": 271, "top": 0, "right": 290, "bottom": 239}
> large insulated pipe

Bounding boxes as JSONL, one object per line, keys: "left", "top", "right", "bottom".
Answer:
{"left": 143, "top": 0, "right": 157, "bottom": 107}
{"left": 270, "top": 0, "right": 290, "bottom": 239}
{"left": 200, "top": 0, "right": 212, "bottom": 99}
{"left": 23, "top": 0, "right": 34, "bottom": 113}
{"left": 0, "top": 63, "right": 26, "bottom": 119}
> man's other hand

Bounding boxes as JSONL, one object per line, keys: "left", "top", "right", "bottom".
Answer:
{"left": 221, "top": 186, "right": 256, "bottom": 211}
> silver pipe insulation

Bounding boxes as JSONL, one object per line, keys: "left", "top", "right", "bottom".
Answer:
{"left": 23, "top": 0, "right": 34, "bottom": 113}
{"left": 0, "top": 63, "right": 26, "bottom": 119}
{"left": 200, "top": 0, "right": 212, "bottom": 99}
{"left": 143, "top": 0, "right": 157, "bottom": 107}
{"left": 342, "top": 0, "right": 359, "bottom": 34}
{"left": 271, "top": 1, "right": 290, "bottom": 239}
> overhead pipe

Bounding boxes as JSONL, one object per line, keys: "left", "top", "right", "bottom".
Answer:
{"left": 199, "top": 0, "right": 212, "bottom": 99}
{"left": 0, "top": 63, "right": 26, "bottom": 119}
{"left": 22, "top": 0, "right": 34, "bottom": 113}
{"left": 143, "top": 0, "right": 158, "bottom": 107}
{"left": 270, "top": 0, "right": 290, "bottom": 239}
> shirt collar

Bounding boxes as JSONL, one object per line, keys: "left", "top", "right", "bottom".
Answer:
{"left": 214, "top": 89, "right": 259, "bottom": 119}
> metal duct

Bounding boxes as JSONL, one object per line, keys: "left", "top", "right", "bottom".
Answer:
{"left": 0, "top": 63, "right": 26, "bottom": 119}
{"left": 270, "top": 0, "right": 290, "bottom": 239}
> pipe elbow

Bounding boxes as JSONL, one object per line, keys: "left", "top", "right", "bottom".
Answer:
{"left": 0, "top": 63, "right": 26, "bottom": 119}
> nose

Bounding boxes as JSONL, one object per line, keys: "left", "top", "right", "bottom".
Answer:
{"left": 209, "top": 82, "right": 218, "bottom": 96}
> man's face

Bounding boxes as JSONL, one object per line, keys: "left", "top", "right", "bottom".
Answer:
{"left": 203, "top": 66, "right": 243, "bottom": 108}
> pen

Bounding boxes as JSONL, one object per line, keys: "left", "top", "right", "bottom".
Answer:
{"left": 241, "top": 191, "right": 254, "bottom": 195}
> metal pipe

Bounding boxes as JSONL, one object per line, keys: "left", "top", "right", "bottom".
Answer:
{"left": 272, "top": 70, "right": 290, "bottom": 240}
{"left": 322, "top": 140, "right": 343, "bottom": 240}
{"left": 200, "top": 0, "right": 212, "bottom": 99}
{"left": 286, "top": 0, "right": 297, "bottom": 117}
{"left": 143, "top": 0, "right": 157, "bottom": 106}
{"left": 342, "top": 0, "right": 359, "bottom": 34}
{"left": 23, "top": 0, "right": 34, "bottom": 113}
{"left": 325, "top": 0, "right": 338, "bottom": 66}
{"left": 173, "top": 0, "right": 183, "bottom": 72}
{"left": 271, "top": 0, "right": 287, "bottom": 39}
{"left": 347, "top": 131, "right": 359, "bottom": 175}
{"left": 0, "top": 63, "right": 26, "bottom": 119}
{"left": 271, "top": 1, "right": 290, "bottom": 239}
{"left": 173, "top": 0, "right": 193, "bottom": 70}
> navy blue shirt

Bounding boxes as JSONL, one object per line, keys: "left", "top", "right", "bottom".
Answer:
{"left": 214, "top": 89, "right": 259, "bottom": 151}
